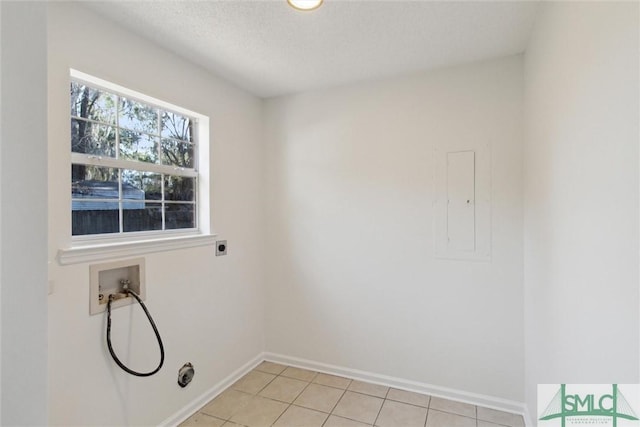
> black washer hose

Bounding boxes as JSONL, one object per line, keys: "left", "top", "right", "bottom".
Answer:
{"left": 106, "top": 289, "right": 164, "bottom": 377}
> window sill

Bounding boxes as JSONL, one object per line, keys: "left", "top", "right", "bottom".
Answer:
{"left": 57, "top": 233, "right": 217, "bottom": 265}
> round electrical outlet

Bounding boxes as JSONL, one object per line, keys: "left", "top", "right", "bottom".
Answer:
{"left": 178, "top": 362, "right": 194, "bottom": 387}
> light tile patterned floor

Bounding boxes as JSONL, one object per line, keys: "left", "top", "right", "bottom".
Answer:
{"left": 180, "top": 361, "right": 525, "bottom": 427}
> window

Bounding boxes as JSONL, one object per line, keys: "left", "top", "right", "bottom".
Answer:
{"left": 70, "top": 72, "right": 207, "bottom": 242}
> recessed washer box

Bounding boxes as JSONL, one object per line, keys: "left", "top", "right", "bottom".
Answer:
{"left": 89, "top": 258, "right": 146, "bottom": 315}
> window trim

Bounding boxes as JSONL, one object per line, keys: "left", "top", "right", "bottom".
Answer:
{"left": 58, "top": 69, "right": 214, "bottom": 264}
{"left": 57, "top": 234, "right": 217, "bottom": 265}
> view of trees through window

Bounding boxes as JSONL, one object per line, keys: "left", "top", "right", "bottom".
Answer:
{"left": 71, "top": 81, "right": 197, "bottom": 236}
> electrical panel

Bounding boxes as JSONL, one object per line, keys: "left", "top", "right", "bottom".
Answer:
{"left": 434, "top": 144, "right": 491, "bottom": 261}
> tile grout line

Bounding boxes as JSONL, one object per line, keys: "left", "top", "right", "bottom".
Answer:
{"left": 319, "top": 379, "right": 351, "bottom": 427}
{"left": 228, "top": 366, "right": 281, "bottom": 426}
{"left": 386, "top": 397, "right": 431, "bottom": 410}
{"left": 267, "top": 367, "right": 294, "bottom": 427}
{"left": 329, "top": 389, "right": 384, "bottom": 426}
{"left": 475, "top": 402, "right": 478, "bottom": 427}
{"left": 269, "top": 367, "right": 317, "bottom": 427}
{"left": 274, "top": 366, "right": 385, "bottom": 427}
{"left": 289, "top": 369, "right": 341, "bottom": 422}
{"left": 327, "top": 379, "right": 351, "bottom": 416}
{"left": 424, "top": 394, "right": 433, "bottom": 427}
{"left": 371, "top": 385, "right": 391, "bottom": 427}
{"left": 281, "top": 369, "right": 354, "bottom": 421}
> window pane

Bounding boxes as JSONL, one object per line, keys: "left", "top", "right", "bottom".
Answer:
{"left": 72, "top": 202, "right": 119, "bottom": 235}
{"left": 70, "top": 77, "right": 201, "bottom": 239}
{"left": 164, "top": 175, "right": 195, "bottom": 201}
{"left": 122, "top": 170, "right": 162, "bottom": 200}
{"left": 161, "top": 111, "right": 193, "bottom": 142}
{"left": 71, "top": 119, "right": 116, "bottom": 157}
{"left": 70, "top": 82, "right": 116, "bottom": 124}
{"left": 119, "top": 98, "right": 158, "bottom": 134}
{"left": 119, "top": 129, "right": 159, "bottom": 163}
{"left": 161, "top": 139, "right": 194, "bottom": 168}
{"left": 165, "top": 203, "right": 195, "bottom": 229}
{"left": 122, "top": 202, "right": 162, "bottom": 232}
{"left": 71, "top": 165, "right": 119, "bottom": 198}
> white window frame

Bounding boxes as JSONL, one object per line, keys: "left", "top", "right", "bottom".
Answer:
{"left": 58, "top": 70, "right": 214, "bottom": 265}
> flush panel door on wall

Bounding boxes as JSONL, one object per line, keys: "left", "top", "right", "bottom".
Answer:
{"left": 446, "top": 151, "right": 475, "bottom": 252}
{"left": 434, "top": 143, "right": 491, "bottom": 261}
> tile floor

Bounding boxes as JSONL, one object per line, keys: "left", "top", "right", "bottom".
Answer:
{"left": 180, "top": 361, "right": 525, "bottom": 427}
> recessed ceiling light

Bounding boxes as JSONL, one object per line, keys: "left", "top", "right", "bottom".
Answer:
{"left": 287, "top": 0, "right": 323, "bottom": 12}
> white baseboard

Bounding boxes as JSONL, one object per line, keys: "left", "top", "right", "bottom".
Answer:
{"left": 264, "top": 352, "right": 529, "bottom": 424}
{"left": 523, "top": 405, "right": 535, "bottom": 427}
{"left": 160, "top": 353, "right": 264, "bottom": 427}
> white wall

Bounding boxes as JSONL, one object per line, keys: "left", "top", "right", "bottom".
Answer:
{"left": 0, "top": 2, "right": 49, "bottom": 425}
{"left": 264, "top": 56, "right": 525, "bottom": 402}
{"left": 47, "top": 4, "right": 265, "bottom": 425}
{"left": 523, "top": 1, "right": 639, "bottom": 421}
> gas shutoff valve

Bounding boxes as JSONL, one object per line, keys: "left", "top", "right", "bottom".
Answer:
{"left": 178, "top": 363, "right": 195, "bottom": 387}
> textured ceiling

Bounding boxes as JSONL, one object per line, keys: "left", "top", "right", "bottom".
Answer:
{"left": 84, "top": 1, "right": 539, "bottom": 98}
